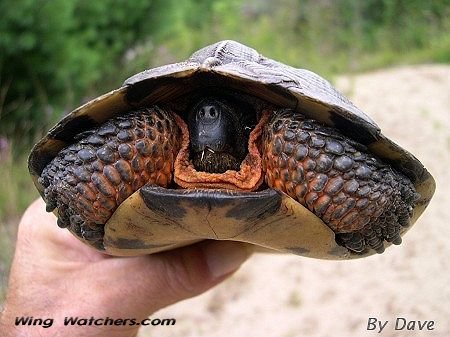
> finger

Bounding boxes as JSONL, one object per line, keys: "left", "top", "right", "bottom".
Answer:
{"left": 90, "top": 240, "right": 252, "bottom": 317}
{"left": 15, "top": 199, "right": 252, "bottom": 318}
{"left": 16, "top": 198, "right": 107, "bottom": 263}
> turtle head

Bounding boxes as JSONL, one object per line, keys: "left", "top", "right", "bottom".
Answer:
{"left": 188, "top": 97, "right": 248, "bottom": 173}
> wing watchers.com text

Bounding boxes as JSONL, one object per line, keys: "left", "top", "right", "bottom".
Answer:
{"left": 14, "top": 316, "right": 176, "bottom": 328}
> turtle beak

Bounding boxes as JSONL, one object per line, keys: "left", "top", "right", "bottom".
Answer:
{"left": 187, "top": 98, "right": 246, "bottom": 173}
{"left": 190, "top": 101, "right": 228, "bottom": 153}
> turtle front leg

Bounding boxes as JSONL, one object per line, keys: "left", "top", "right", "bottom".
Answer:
{"left": 262, "top": 109, "right": 419, "bottom": 254}
{"left": 39, "top": 107, "right": 181, "bottom": 249}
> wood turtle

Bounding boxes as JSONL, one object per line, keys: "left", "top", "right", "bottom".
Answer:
{"left": 28, "top": 40, "right": 435, "bottom": 259}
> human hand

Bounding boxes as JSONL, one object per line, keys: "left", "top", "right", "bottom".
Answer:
{"left": 0, "top": 198, "right": 251, "bottom": 337}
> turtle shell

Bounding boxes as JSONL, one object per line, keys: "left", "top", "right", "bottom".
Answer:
{"left": 28, "top": 40, "right": 435, "bottom": 259}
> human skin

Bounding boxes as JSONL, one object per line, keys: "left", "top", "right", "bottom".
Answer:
{"left": 0, "top": 198, "right": 251, "bottom": 337}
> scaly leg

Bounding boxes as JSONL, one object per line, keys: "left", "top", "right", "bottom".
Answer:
{"left": 262, "top": 109, "right": 419, "bottom": 254}
{"left": 40, "top": 107, "right": 181, "bottom": 249}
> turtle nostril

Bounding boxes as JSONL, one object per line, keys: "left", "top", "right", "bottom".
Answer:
{"left": 197, "top": 104, "right": 220, "bottom": 121}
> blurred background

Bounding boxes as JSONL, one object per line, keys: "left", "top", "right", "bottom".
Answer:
{"left": 1, "top": 1, "right": 449, "bottom": 335}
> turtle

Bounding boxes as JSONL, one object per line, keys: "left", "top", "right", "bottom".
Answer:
{"left": 28, "top": 40, "right": 435, "bottom": 259}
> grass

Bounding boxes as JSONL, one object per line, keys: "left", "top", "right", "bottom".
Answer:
{"left": 351, "top": 36, "right": 450, "bottom": 74}
{"left": 0, "top": 153, "right": 38, "bottom": 302}
{"left": 0, "top": 218, "right": 17, "bottom": 302}
{"left": 0, "top": 153, "right": 38, "bottom": 221}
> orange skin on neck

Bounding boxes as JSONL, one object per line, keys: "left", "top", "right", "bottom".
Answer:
{"left": 173, "top": 111, "right": 271, "bottom": 191}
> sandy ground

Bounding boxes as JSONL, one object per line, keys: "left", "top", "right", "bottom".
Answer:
{"left": 138, "top": 64, "right": 450, "bottom": 337}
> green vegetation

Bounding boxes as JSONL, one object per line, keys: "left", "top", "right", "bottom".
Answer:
{"left": 1, "top": 0, "right": 449, "bottom": 147}
{"left": 0, "top": 0, "right": 449, "bottom": 300}
{"left": 0, "top": 154, "right": 37, "bottom": 221}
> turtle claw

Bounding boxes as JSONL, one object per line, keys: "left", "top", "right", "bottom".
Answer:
{"left": 45, "top": 200, "right": 57, "bottom": 212}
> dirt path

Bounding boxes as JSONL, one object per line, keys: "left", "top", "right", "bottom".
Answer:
{"left": 139, "top": 64, "right": 450, "bottom": 337}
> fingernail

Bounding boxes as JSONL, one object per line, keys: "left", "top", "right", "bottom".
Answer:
{"left": 203, "top": 241, "right": 251, "bottom": 279}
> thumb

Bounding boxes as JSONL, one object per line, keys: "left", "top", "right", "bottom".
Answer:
{"left": 110, "top": 241, "right": 252, "bottom": 317}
